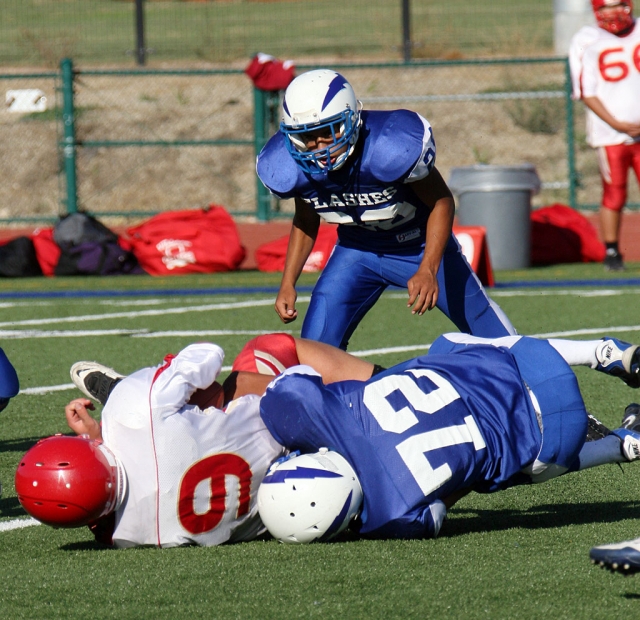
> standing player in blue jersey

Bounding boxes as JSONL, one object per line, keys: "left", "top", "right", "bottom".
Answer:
{"left": 256, "top": 333, "right": 640, "bottom": 542}
{"left": 256, "top": 69, "right": 516, "bottom": 350}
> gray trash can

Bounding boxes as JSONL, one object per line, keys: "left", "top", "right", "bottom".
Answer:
{"left": 448, "top": 164, "right": 541, "bottom": 270}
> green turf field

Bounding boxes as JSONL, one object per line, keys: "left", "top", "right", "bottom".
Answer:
{"left": 2, "top": 264, "right": 640, "bottom": 618}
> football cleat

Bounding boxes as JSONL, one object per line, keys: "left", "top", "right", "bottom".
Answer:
{"left": 595, "top": 338, "right": 640, "bottom": 388}
{"left": 603, "top": 250, "right": 625, "bottom": 272}
{"left": 70, "top": 361, "right": 124, "bottom": 405}
{"left": 590, "top": 538, "right": 640, "bottom": 575}
{"left": 611, "top": 428, "right": 640, "bottom": 461}
{"left": 621, "top": 403, "right": 640, "bottom": 433}
{"left": 585, "top": 413, "right": 612, "bottom": 441}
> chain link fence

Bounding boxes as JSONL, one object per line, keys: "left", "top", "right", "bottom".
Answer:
{"left": 71, "top": 68, "right": 258, "bottom": 219}
{"left": 0, "top": 72, "right": 60, "bottom": 221}
{"left": 6, "top": 58, "right": 621, "bottom": 224}
{"left": 2, "top": 1, "right": 554, "bottom": 67}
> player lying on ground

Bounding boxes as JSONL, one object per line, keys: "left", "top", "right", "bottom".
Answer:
{"left": 15, "top": 335, "right": 373, "bottom": 548}
{"left": 255, "top": 334, "right": 640, "bottom": 543}
{"left": 14, "top": 333, "right": 640, "bottom": 547}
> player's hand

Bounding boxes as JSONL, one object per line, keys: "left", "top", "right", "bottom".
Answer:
{"left": 65, "top": 398, "right": 102, "bottom": 440}
{"left": 617, "top": 122, "right": 640, "bottom": 138}
{"left": 275, "top": 285, "right": 298, "bottom": 323}
{"left": 407, "top": 267, "right": 439, "bottom": 315}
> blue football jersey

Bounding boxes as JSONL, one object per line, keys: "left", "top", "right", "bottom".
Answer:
{"left": 259, "top": 344, "right": 544, "bottom": 539}
{"left": 256, "top": 109, "right": 437, "bottom": 254}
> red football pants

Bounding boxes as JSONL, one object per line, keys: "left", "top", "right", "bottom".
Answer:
{"left": 597, "top": 142, "right": 640, "bottom": 211}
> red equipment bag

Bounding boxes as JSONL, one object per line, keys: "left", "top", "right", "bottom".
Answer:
{"left": 531, "top": 204, "right": 606, "bottom": 265}
{"left": 255, "top": 225, "right": 338, "bottom": 273}
{"left": 30, "top": 227, "right": 61, "bottom": 277}
{"left": 124, "top": 206, "right": 246, "bottom": 276}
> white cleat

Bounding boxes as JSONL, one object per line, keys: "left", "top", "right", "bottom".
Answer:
{"left": 70, "top": 361, "right": 124, "bottom": 405}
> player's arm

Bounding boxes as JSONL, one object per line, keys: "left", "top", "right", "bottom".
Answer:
{"left": 583, "top": 96, "right": 640, "bottom": 138}
{"left": 275, "top": 198, "right": 321, "bottom": 324}
{"left": 224, "top": 337, "right": 375, "bottom": 401}
{"left": 295, "top": 338, "right": 374, "bottom": 383}
{"left": 406, "top": 166, "right": 455, "bottom": 315}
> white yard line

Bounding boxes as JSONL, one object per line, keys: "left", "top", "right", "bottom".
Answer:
{"left": 0, "top": 297, "right": 311, "bottom": 328}
{"left": 16, "top": 324, "right": 640, "bottom": 397}
{"left": 0, "top": 517, "right": 41, "bottom": 532}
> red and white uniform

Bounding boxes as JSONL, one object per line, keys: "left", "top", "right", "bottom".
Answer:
{"left": 101, "top": 343, "right": 284, "bottom": 548}
{"left": 569, "top": 23, "right": 640, "bottom": 147}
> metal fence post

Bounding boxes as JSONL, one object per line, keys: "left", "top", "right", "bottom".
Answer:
{"left": 135, "top": 0, "right": 146, "bottom": 66}
{"left": 254, "top": 87, "right": 278, "bottom": 221}
{"left": 253, "top": 87, "right": 268, "bottom": 221}
{"left": 402, "top": 0, "right": 412, "bottom": 63}
{"left": 60, "top": 58, "right": 78, "bottom": 214}
{"left": 564, "top": 58, "right": 577, "bottom": 210}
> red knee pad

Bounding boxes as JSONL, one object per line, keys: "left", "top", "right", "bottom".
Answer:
{"left": 231, "top": 333, "right": 299, "bottom": 375}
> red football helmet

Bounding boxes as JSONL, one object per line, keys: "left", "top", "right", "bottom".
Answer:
{"left": 15, "top": 435, "right": 122, "bottom": 528}
{"left": 591, "top": 0, "right": 635, "bottom": 34}
{"left": 231, "top": 333, "right": 299, "bottom": 376}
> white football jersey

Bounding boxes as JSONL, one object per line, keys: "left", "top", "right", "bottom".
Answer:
{"left": 101, "top": 343, "right": 284, "bottom": 548}
{"left": 569, "top": 24, "right": 640, "bottom": 147}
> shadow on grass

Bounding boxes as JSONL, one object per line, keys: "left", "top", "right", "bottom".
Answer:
{"left": 60, "top": 540, "right": 114, "bottom": 552}
{"left": 0, "top": 496, "right": 27, "bottom": 518}
{"left": 0, "top": 436, "right": 46, "bottom": 454}
{"left": 445, "top": 501, "right": 640, "bottom": 537}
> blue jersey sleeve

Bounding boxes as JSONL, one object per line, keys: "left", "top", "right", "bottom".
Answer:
{"left": 369, "top": 500, "right": 447, "bottom": 540}
{"left": 0, "top": 347, "right": 19, "bottom": 399}
{"left": 364, "top": 109, "right": 435, "bottom": 183}
{"left": 256, "top": 132, "right": 303, "bottom": 198}
{"left": 259, "top": 369, "right": 353, "bottom": 453}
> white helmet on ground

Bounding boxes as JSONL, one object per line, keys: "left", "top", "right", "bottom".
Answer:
{"left": 280, "top": 69, "right": 362, "bottom": 174}
{"left": 257, "top": 448, "right": 363, "bottom": 544}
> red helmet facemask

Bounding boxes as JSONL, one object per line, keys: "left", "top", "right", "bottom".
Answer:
{"left": 15, "top": 435, "right": 122, "bottom": 528}
{"left": 592, "top": 0, "right": 635, "bottom": 34}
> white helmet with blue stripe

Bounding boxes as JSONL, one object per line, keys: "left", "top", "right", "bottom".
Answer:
{"left": 257, "top": 448, "right": 363, "bottom": 544}
{"left": 280, "top": 69, "right": 362, "bottom": 174}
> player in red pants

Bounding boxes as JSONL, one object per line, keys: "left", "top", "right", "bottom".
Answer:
{"left": 569, "top": 1, "right": 640, "bottom": 271}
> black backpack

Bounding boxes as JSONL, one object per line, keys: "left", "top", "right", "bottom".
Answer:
{"left": 0, "top": 236, "right": 43, "bottom": 277}
{"left": 53, "top": 213, "right": 144, "bottom": 276}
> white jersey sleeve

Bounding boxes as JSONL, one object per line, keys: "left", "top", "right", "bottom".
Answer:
{"left": 150, "top": 342, "right": 224, "bottom": 418}
{"left": 569, "top": 26, "right": 601, "bottom": 99}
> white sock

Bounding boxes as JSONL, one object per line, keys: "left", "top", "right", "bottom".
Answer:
{"left": 548, "top": 338, "right": 601, "bottom": 368}
{"left": 578, "top": 435, "right": 624, "bottom": 470}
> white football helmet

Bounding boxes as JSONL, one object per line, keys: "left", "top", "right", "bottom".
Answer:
{"left": 280, "top": 69, "right": 362, "bottom": 174}
{"left": 257, "top": 448, "right": 363, "bottom": 544}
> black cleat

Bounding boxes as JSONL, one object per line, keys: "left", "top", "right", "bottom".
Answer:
{"left": 590, "top": 539, "right": 640, "bottom": 575}
{"left": 70, "top": 361, "right": 124, "bottom": 405}
{"left": 585, "top": 413, "right": 612, "bottom": 442}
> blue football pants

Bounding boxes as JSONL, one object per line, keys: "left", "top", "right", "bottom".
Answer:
{"left": 301, "top": 234, "right": 516, "bottom": 350}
